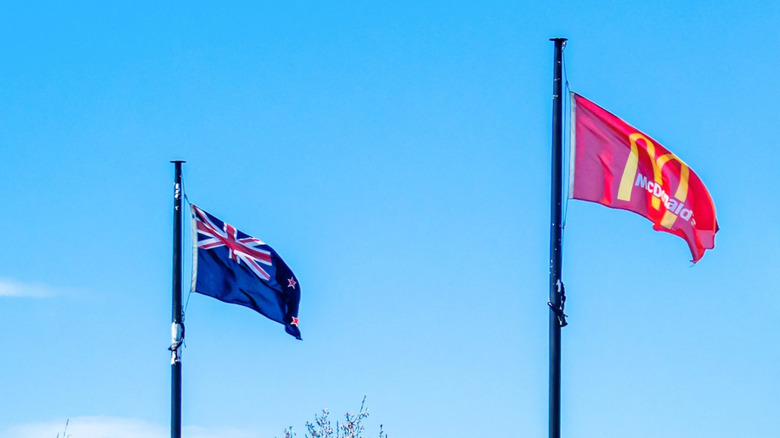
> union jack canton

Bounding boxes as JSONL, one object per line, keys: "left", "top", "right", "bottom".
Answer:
{"left": 191, "top": 204, "right": 301, "bottom": 340}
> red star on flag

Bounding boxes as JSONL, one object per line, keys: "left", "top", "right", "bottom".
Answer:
{"left": 288, "top": 277, "right": 297, "bottom": 289}
{"left": 290, "top": 316, "right": 299, "bottom": 326}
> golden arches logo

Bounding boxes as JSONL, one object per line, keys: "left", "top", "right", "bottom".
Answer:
{"left": 617, "top": 133, "right": 691, "bottom": 228}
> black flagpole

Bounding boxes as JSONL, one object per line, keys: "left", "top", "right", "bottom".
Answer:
{"left": 548, "top": 38, "right": 567, "bottom": 438}
{"left": 170, "top": 160, "right": 185, "bottom": 438}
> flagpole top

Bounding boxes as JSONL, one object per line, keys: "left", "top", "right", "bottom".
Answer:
{"left": 550, "top": 38, "right": 567, "bottom": 49}
{"left": 171, "top": 160, "right": 186, "bottom": 164}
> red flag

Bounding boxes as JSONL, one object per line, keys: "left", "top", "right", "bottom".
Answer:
{"left": 570, "top": 92, "right": 718, "bottom": 263}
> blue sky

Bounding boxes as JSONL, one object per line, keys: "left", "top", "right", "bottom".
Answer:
{"left": 1, "top": 1, "right": 778, "bottom": 437}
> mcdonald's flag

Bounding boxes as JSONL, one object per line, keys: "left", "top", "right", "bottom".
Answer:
{"left": 569, "top": 92, "right": 718, "bottom": 263}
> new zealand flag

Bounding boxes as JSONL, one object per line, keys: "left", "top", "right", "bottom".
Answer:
{"left": 191, "top": 204, "right": 301, "bottom": 340}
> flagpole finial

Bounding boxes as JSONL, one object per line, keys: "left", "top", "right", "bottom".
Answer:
{"left": 550, "top": 38, "right": 567, "bottom": 50}
{"left": 171, "top": 160, "right": 186, "bottom": 164}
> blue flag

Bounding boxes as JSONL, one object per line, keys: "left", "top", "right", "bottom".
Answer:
{"left": 191, "top": 204, "right": 301, "bottom": 340}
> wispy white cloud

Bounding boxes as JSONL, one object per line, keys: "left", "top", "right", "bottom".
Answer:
{"left": 5, "top": 417, "right": 164, "bottom": 438}
{"left": 4, "top": 417, "right": 266, "bottom": 438}
{"left": 0, "top": 277, "right": 59, "bottom": 298}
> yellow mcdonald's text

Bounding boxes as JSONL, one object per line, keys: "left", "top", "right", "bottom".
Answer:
{"left": 617, "top": 133, "right": 692, "bottom": 229}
